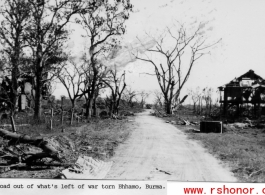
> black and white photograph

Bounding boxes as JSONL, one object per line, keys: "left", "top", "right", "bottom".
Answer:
{"left": 0, "top": 0, "right": 264, "bottom": 186}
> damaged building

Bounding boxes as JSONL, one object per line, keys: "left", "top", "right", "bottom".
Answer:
{"left": 0, "top": 73, "right": 51, "bottom": 112}
{"left": 219, "top": 69, "right": 265, "bottom": 118}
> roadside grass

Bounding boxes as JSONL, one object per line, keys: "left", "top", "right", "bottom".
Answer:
{"left": 154, "top": 107, "right": 265, "bottom": 182}
{"left": 0, "top": 114, "right": 135, "bottom": 178}
{"left": 0, "top": 111, "right": 84, "bottom": 136}
{"left": 73, "top": 117, "right": 134, "bottom": 160}
{"left": 183, "top": 126, "right": 265, "bottom": 182}
{"left": 170, "top": 121, "right": 265, "bottom": 182}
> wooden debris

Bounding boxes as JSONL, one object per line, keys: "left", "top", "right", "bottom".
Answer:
{"left": 10, "top": 116, "right": 16, "bottom": 133}
{"left": 178, "top": 118, "right": 190, "bottom": 125}
{"left": 0, "top": 128, "right": 62, "bottom": 164}
{"left": 156, "top": 168, "right": 171, "bottom": 175}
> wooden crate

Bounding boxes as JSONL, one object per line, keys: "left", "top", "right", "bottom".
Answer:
{"left": 200, "top": 121, "right": 223, "bottom": 133}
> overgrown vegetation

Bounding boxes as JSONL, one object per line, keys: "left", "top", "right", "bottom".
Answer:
{"left": 0, "top": 116, "right": 134, "bottom": 178}
{"left": 155, "top": 105, "right": 265, "bottom": 182}
{"left": 185, "top": 125, "right": 265, "bottom": 182}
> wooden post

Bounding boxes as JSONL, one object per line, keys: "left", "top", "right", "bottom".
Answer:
{"left": 50, "top": 119, "right": 53, "bottom": 131}
{"left": 50, "top": 108, "right": 54, "bottom": 131}
{"left": 223, "top": 88, "right": 228, "bottom": 117}
{"left": 61, "top": 113, "right": 64, "bottom": 125}
{"left": 10, "top": 116, "right": 16, "bottom": 133}
{"left": 70, "top": 108, "right": 74, "bottom": 125}
{"left": 61, "top": 96, "right": 64, "bottom": 125}
{"left": 51, "top": 108, "right": 54, "bottom": 118}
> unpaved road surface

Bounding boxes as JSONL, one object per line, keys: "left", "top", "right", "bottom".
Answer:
{"left": 105, "top": 110, "right": 237, "bottom": 181}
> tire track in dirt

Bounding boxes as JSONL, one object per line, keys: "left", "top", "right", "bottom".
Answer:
{"left": 105, "top": 110, "right": 237, "bottom": 181}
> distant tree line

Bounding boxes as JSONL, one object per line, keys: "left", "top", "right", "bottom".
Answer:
{"left": 188, "top": 87, "right": 219, "bottom": 115}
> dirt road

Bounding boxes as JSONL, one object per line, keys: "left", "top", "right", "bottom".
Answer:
{"left": 105, "top": 110, "right": 237, "bottom": 181}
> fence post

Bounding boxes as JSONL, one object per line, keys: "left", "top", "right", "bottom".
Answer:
{"left": 61, "top": 112, "right": 64, "bottom": 125}
{"left": 61, "top": 97, "right": 64, "bottom": 125}
{"left": 51, "top": 108, "right": 54, "bottom": 118}
{"left": 50, "top": 119, "right": 53, "bottom": 131}
{"left": 50, "top": 108, "right": 53, "bottom": 131}
{"left": 70, "top": 108, "right": 74, "bottom": 125}
{"left": 10, "top": 116, "right": 16, "bottom": 133}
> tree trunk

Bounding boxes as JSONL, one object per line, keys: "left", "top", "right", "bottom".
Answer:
{"left": 166, "top": 103, "right": 171, "bottom": 114}
{"left": 165, "top": 98, "right": 172, "bottom": 114}
{"left": 141, "top": 99, "right": 144, "bottom": 108}
{"left": 34, "top": 71, "right": 42, "bottom": 121}
{"left": 33, "top": 37, "right": 43, "bottom": 121}
{"left": 88, "top": 44, "right": 98, "bottom": 119}
{"left": 112, "top": 95, "right": 117, "bottom": 115}
{"left": 10, "top": 47, "right": 20, "bottom": 116}
{"left": 0, "top": 128, "right": 62, "bottom": 163}
{"left": 70, "top": 102, "right": 75, "bottom": 125}
{"left": 92, "top": 98, "right": 97, "bottom": 117}
{"left": 114, "top": 101, "right": 118, "bottom": 115}
{"left": 109, "top": 100, "right": 114, "bottom": 116}
{"left": 87, "top": 78, "right": 97, "bottom": 119}
{"left": 87, "top": 97, "right": 93, "bottom": 119}
{"left": 198, "top": 98, "right": 202, "bottom": 115}
{"left": 116, "top": 95, "right": 122, "bottom": 115}
{"left": 84, "top": 96, "right": 88, "bottom": 118}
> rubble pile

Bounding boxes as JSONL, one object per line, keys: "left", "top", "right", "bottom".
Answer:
{"left": 165, "top": 118, "right": 199, "bottom": 126}
{"left": 224, "top": 117, "right": 265, "bottom": 131}
{"left": 209, "top": 108, "right": 221, "bottom": 119}
{"left": 150, "top": 110, "right": 169, "bottom": 118}
{"left": 0, "top": 127, "right": 117, "bottom": 178}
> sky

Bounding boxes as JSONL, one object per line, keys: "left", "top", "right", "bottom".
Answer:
{"left": 54, "top": 0, "right": 265, "bottom": 104}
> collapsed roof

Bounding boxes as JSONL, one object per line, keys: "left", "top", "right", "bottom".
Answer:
{"left": 219, "top": 69, "right": 265, "bottom": 90}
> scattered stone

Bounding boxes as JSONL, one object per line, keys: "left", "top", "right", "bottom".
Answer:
{"left": 170, "top": 121, "right": 177, "bottom": 125}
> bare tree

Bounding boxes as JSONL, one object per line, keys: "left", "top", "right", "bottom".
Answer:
{"left": 213, "top": 90, "right": 220, "bottom": 108}
{"left": 76, "top": 0, "right": 133, "bottom": 118}
{"left": 57, "top": 59, "right": 86, "bottom": 123}
{"left": 202, "top": 87, "right": 213, "bottom": 115}
{"left": 80, "top": 54, "right": 108, "bottom": 118}
{"left": 153, "top": 90, "right": 164, "bottom": 109}
{"left": 188, "top": 87, "right": 201, "bottom": 113}
{"left": 135, "top": 23, "right": 219, "bottom": 114}
{"left": 198, "top": 93, "right": 203, "bottom": 115}
{"left": 24, "top": 0, "right": 83, "bottom": 120}
{"left": 0, "top": 0, "right": 31, "bottom": 115}
{"left": 103, "top": 66, "right": 126, "bottom": 115}
{"left": 138, "top": 90, "right": 150, "bottom": 108}
{"left": 123, "top": 87, "right": 137, "bottom": 108}
{"left": 171, "top": 94, "right": 188, "bottom": 113}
